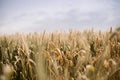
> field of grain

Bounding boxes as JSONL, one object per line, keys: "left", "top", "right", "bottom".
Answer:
{"left": 0, "top": 28, "right": 120, "bottom": 80}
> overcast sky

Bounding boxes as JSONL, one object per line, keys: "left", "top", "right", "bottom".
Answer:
{"left": 0, "top": 0, "right": 120, "bottom": 34}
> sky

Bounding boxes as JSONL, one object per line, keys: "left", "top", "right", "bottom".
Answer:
{"left": 0, "top": 0, "right": 120, "bottom": 34}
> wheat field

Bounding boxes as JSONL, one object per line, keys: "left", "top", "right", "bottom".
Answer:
{"left": 0, "top": 28, "right": 120, "bottom": 80}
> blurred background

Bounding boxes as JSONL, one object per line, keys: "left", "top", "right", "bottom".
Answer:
{"left": 0, "top": 0, "right": 120, "bottom": 34}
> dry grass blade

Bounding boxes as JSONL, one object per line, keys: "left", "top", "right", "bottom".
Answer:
{"left": 108, "top": 68, "right": 120, "bottom": 80}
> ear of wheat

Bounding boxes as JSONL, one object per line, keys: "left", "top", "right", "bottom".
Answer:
{"left": 0, "top": 27, "right": 120, "bottom": 80}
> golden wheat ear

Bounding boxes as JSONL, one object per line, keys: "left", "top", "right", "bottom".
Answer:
{"left": 109, "top": 27, "right": 120, "bottom": 41}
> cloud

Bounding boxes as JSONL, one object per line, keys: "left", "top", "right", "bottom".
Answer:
{"left": 0, "top": 0, "right": 120, "bottom": 34}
